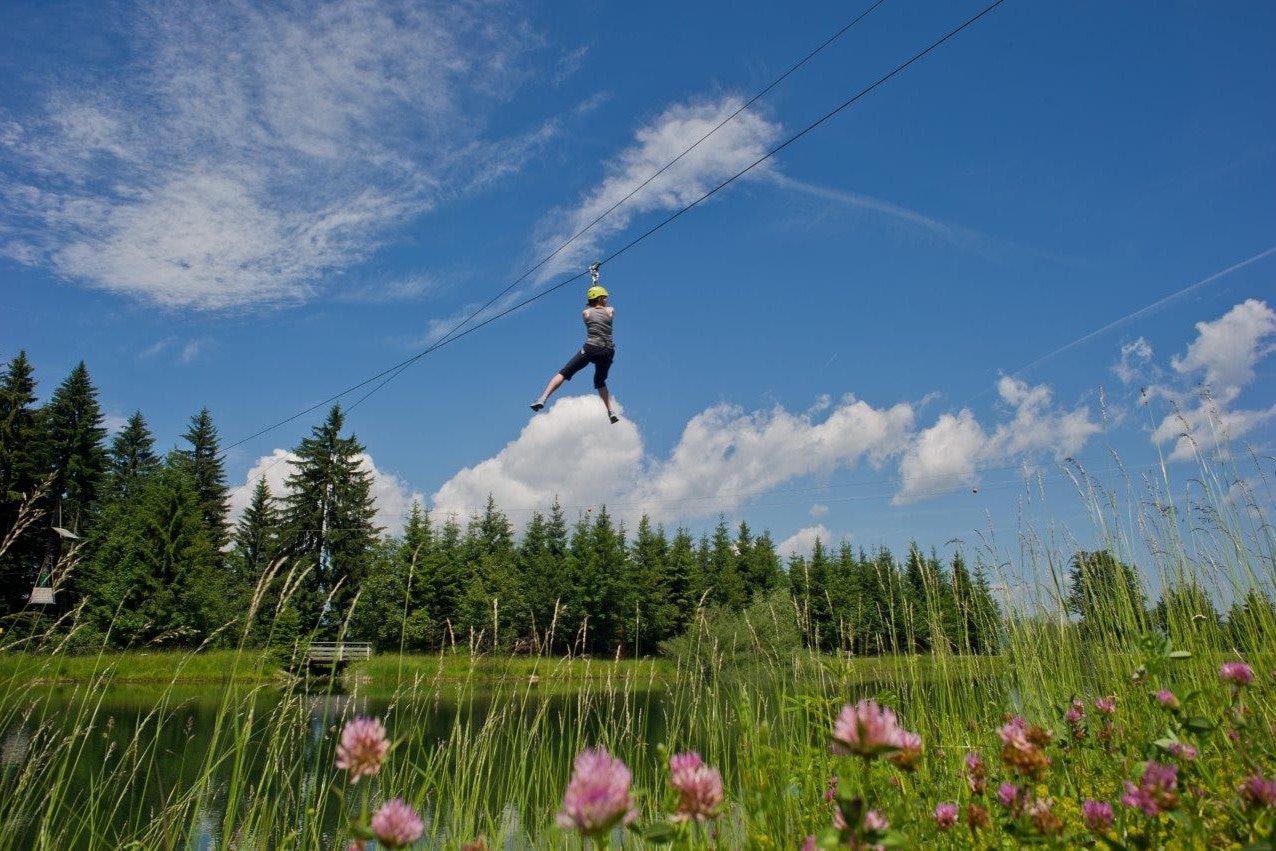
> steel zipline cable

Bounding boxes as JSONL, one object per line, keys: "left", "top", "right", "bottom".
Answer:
{"left": 225, "top": 0, "right": 1006, "bottom": 454}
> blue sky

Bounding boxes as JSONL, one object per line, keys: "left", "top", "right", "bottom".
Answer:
{"left": 2, "top": 0, "right": 1273, "bottom": 575}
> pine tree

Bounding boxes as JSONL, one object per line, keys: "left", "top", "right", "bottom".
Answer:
{"left": 423, "top": 514, "right": 464, "bottom": 650}
{"left": 1066, "top": 550, "right": 1147, "bottom": 641}
{"left": 1153, "top": 582, "right": 1223, "bottom": 652}
{"left": 627, "top": 515, "right": 672, "bottom": 656}
{"left": 279, "top": 405, "right": 380, "bottom": 636}
{"left": 1227, "top": 589, "right": 1275, "bottom": 654}
{"left": 564, "top": 507, "right": 627, "bottom": 654}
{"left": 0, "top": 351, "right": 44, "bottom": 611}
{"left": 107, "top": 411, "right": 161, "bottom": 501}
{"left": 518, "top": 504, "right": 570, "bottom": 652}
{"left": 232, "top": 478, "right": 280, "bottom": 587}
{"left": 704, "top": 516, "right": 746, "bottom": 609}
{"left": 902, "top": 544, "right": 933, "bottom": 652}
{"left": 396, "top": 501, "right": 436, "bottom": 650}
{"left": 176, "top": 408, "right": 230, "bottom": 551}
{"left": 457, "top": 496, "right": 517, "bottom": 649}
{"left": 847, "top": 546, "right": 888, "bottom": 655}
{"left": 82, "top": 460, "right": 226, "bottom": 646}
{"left": 664, "top": 528, "right": 698, "bottom": 636}
{"left": 348, "top": 536, "right": 409, "bottom": 651}
{"left": 739, "top": 525, "right": 782, "bottom": 601}
{"left": 40, "top": 361, "right": 108, "bottom": 534}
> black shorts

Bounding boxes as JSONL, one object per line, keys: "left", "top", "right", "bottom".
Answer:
{"left": 559, "top": 343, "right": 614, "bottom": 389}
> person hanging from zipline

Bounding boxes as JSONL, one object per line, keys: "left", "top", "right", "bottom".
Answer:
{"left": 530, "top": 263, "right": 620, "bottom": 423}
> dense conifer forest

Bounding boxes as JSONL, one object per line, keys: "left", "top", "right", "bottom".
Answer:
{"left": 3, "top": 351, "right": 1269, "bottom": 657}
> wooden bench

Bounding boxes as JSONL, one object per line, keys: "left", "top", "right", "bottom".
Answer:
{"left": 307, "top": 642, "right": 372, "bottom": 667}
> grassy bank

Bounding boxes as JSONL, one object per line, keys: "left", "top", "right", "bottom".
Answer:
{"left": 0, "top": 447, "right": 1272, "bottom": 847}
{"left": 0, "top": 649, "right": 279, "bottom": 686}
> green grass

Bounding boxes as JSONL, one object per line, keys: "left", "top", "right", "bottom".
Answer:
{"left": 0, "top": 649, "right": 279, "bottom": 686}
{"left": 0, "top": 437, "right": 1273, "bottom": 848}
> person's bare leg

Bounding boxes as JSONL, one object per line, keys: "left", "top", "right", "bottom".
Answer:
{"left": 531, "top": 374, "right": 565, "bottom": 411}
{"left": 597, "top": 387, "right": 619, "bottom": 423}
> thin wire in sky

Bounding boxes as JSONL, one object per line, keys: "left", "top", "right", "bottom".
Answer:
{"left": 961, "top": 244, "right": 1276, "bottom": 406}
{"left": 322, "top": 0, "right": 1011, "bottom": 427}
{"left": 226, "top": 0, "right": 894, "bottom": 451}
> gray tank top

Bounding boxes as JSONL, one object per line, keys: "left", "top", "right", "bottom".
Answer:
{"left": 583, "top": 306, "right": 614, "bottom": 348}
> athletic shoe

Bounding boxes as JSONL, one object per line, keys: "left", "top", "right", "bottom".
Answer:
{"left": 609, "top": 412, "right": 619, "bottom": 424}
{"left": 530, "top": 399, "right": 545, "bottom": 412}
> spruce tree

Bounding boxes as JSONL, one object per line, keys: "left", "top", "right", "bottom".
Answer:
{"left": 348, "top": 536, "right": 409, "bottom": 651}
{"left": 0, "top": 351, "right": 44, "bottom": 611}
{"left": 107, "top": 411, "right": 161, "bottom": 501}
{"left": 457, "top": 496, "right": 517, "bottom": 649}
{"left": 40, "top": 361, "right": 108, "bottom": 534}
{"left": 902, "top": 544, "right": 933, "bottom": 652}
{"left": 279, "top": 405, "right": 380, "bottom": 636}
{"left": 397, "top": 501, "right": 435, "bottom": 650}
{"left": 664, "top": 528, "right": 698, "bottom": 636}
{"left": 739, "top": 525, "right": 782, "bottom": 601}
{"left": 563, "top": 507, "right": 626, "bottom": 654}
{"left": 1227, "top": 589, "right": 1275, "bottom": 654}
{"left": 629, "top": 515, "right": 674, "bottom": 654}
{"left": 518, "top": 505, "right": 571, "bottom": 651}
{"left": 232, "top": 478, "right": 280, "bottom": 587}
{"left": 704, "top": 516, "right": 746, "bottom": 609}
{"left": 425, "top": 514, "right": 465, "bottom": 649}
{"left": 1066, "top": 550, "right": 1147, "bottom": 641}
{"left": 176, "top": 408, "right": 230, "bottom": 551}
{"left": 1153, "top": 582, "right": 1223, "bottom": 652}
{"left": 847, "top": 546, "right": 888, "bottom": 656}
{"left": 82, "top": 460, "right": 226, "bottom": 646}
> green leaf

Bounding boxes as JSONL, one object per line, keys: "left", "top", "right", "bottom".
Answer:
{"left": 1184, "top": 716, "right": 1214, "bottom": 734}
{"left": 641, "top": 822, "right": 675, "bottom": 844}
{"left": 815, "top": 826, "right": 843, "bottom": 849}
{"left": 1168, "top": 650, "right": 1192, "bottom": 659}
{"left": 876, "top": 830, "right": 910, "bottom": 848}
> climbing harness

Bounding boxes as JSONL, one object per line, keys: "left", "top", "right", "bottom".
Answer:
{"left": 586, "top": 263, "right": 607, "bottom": 301}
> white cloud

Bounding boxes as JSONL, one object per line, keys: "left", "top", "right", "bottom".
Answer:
{"left": 431, "top": 393, "right": 914, "bottom": 526}
{"left": 1, "top": 0, "right": 554, "bottom": 310}
{"left": 895, "top": 410, "right": 986, "bottom": 502}
{"left": 776, "top": 525, "right": 838, "bottom": 560}
{"left": 431, "top": 381, "right": 1100, "bottom": 527}
{"left": 180, "top": 340, "right": 205, "bottom": 364}
{"left": 894, "top": 377, "right": 1099, "bottom": 504}
{"left": 1170, "top": 299, "right": 1275, "bottom": 402}
{"left": 534, "top": 95, "right": 784, "bottom": 281}
{"left": 103, "top": 412, "right": 130, "bottom": 437}
{"left": 139, "top": 338, "right": 176, "bottom": 360}
{"left": 1113, "top": 337, "right": 1153, "bottom": 384}
{"left": 1150, "top": 300, "right": 1276, "bottom": 460}
{"left": 230, "top": 448, "right": 422, "bottom": 536}
{"left": 629, "top": 397, "right": 914, "bottom": 522}
{"left": 431, "top": 395, "right": 644, "bottom": 520}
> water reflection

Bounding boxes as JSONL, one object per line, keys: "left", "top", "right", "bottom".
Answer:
{"left": 0, "top": 671, "right": 1009, "bottom": 847}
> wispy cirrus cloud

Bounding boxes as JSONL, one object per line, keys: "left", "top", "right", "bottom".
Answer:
{"left": 1, "top": 0, "right": 561, "bottom": 311}
{"left": 533, "top": 95, "right": 785, "bottom": 282}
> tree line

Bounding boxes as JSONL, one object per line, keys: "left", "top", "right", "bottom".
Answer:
{"left": 2, "top": 351, "right": 1270, "bottom": 656}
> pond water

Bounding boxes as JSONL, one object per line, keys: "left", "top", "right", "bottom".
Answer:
{"left": 0, "top": 669, "right": 1011, "bottom": 848}
{"left": 0, "top": 682, "right": 672, "bottom": 848}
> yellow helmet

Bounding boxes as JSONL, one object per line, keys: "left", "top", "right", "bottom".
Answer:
{"left": 586, "top": 285, "right": 609, "bottom": 301}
